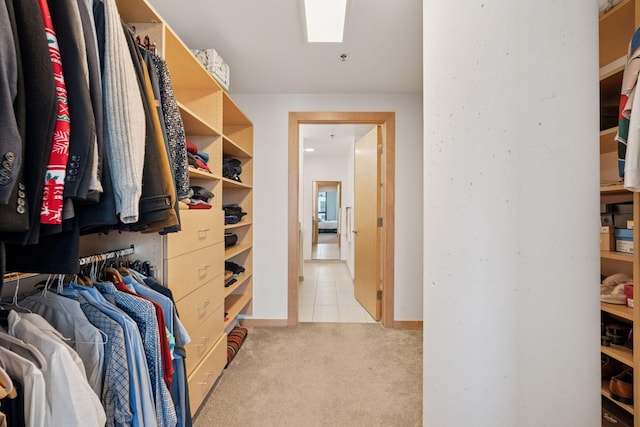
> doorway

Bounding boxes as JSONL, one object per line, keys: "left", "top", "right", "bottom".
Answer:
{"left": 288, "top": 112, "right": 395, "bottom": 327}
{"left": 312, "top": 181, "right": 341, "bottom": 260}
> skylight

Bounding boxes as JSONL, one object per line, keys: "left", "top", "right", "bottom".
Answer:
{"left": 304, "top": 0, "right": 347, "bottom": 43}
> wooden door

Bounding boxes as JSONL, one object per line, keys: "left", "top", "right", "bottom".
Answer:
{"left": 353, "top": 126, "right": 381, "bottom": 320}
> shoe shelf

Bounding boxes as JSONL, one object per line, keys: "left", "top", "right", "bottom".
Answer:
{"left": 602, "top": 302, "right": 634, "bottom": 321}
{"left": 602, "top": 251, "right": 635, "bottom": 263}
{"left": 603, "top": 380, "right": 635, "bottom": 414}
{"left": 599, "top": 1, "right": 640, "bottom": 421}
{"left": 225, "top": 243, "right": 252, "bottom": 260}
{"left": 225, "top": 272, "right": 252, "bottom": 298}
{"left": 224, "top": 292, "right": 252, "bottom": 328}
{"left": 603, "top": 344, "right": 634, "bottom": 368}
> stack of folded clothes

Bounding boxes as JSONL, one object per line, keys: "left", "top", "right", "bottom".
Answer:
{"left": 187, "top": 185, "right": 214, "bottom": 209}
{"left": 186, "top": 140, "right": 211, "bottom": 173}
{"left": 223, "top": 204, "right": 247, "bottom": 225}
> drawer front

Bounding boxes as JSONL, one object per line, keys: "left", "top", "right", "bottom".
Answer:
{"left": 176, "top": 275, "right": 224, "bottom": 334}
{"left": 188, "top": 333, "right": 227, "bottom": 415}
{"left": 165, "top": 210, "right": 223, "bottom": 258}
{"left": 164, "top": 242, "right": 224, "bottom": 302}
{"left": 185, "top": 302, "right": 225, "bottom": 375}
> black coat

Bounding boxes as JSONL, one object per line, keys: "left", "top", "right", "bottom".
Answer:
{"left": 48, "top": 0, "right": 96, "bottom": 201}
{"left": 0, "top": 0, "right": 56, "bottom": 244}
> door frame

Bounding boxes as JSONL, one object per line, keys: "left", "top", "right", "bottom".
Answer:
{"left": 313, "top": 180, "right": 341, "bottom": 247}
{"left": 288, "top": 111, "right": 395, "bottom": 327}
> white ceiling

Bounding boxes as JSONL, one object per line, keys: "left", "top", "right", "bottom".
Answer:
{"left": 146, "top": 0, "right": 423, "bottom": 95}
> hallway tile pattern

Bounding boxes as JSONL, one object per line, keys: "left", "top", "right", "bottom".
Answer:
{"left": 311, "top": 243, "right": 341, "bottom": 260}
{"left": 299, "top": 261, "right": 376, "bottom": 323}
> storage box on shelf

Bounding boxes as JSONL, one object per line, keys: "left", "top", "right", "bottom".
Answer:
{"left": 600, "top": 1, "right": 640, "bottom": 422}
{"left": 115, "top": 0, "right": 253, "bottom": 416}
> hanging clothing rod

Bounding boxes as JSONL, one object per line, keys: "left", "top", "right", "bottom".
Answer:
{"left": 78, "top": 245, "right": 135, "bottom": 266}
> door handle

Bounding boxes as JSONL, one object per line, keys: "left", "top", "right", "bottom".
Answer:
{"left": 352, "top": 230, "right": 358, "bottom": 234}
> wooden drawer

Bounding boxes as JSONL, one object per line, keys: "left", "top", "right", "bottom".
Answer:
{"left": 176, "top": 275, "right": 223, "bottom": 333}
{"left": 164, "top": 242, "right": 224, "bottom": 302}
{"left": 165, "top": 209, "right": 223, "bottom": 258}
{"left": 188, "top": 333, "right": 227, "bottom": 415}
{"left": 184, "top": 301, "right": 224, "bottom": 375}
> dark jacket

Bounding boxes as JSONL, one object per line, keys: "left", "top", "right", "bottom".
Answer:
{"left": 48, "top": 0, "right": 96, "bottom": 201}
{"left": 0, "top": 0, "right": 56, "bottom": 244}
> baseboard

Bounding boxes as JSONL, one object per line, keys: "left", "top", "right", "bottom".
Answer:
{"left": 240, "top": 318, "right": 289, "bottom": 327}
{"left": 394, "top": 320, "right": 423, "bottom": 329}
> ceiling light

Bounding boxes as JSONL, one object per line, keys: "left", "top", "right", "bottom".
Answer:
{"left": 304, "top": 0, "right": 347, "bottom": 43}
{"left": 304, "top": 148, "right": 315, "bottom": 152}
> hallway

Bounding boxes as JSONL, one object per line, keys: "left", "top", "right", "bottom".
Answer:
{"left": 311, "top": 232, "right": 340, "bottom": 260}
{"left": 299, "top": 261, "right": 376, "bottom": 323}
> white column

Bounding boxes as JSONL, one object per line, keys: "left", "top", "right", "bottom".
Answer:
{"left": 423, "top": 1, "right": 601, "bottom": 426}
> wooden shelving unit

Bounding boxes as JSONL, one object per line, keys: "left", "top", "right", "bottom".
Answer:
{"left": 599, "top": 1, "right": 640, "bottom": 423}
{"left": 116, "top": 0, "right": 253, "bottom": 416}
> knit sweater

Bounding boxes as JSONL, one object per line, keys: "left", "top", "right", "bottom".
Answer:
{"left": 101, "top": 0, "right": 145, "bottom": 223}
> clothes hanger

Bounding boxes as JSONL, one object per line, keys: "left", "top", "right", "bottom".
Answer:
{"left": 0, "top": 275, "right": 32, "bottom": 314}
{"left": 0, "top": 364, "right": 15, "bottom": 400}
{"left": 29, "top": 274, "right": 108, "bottom": 346}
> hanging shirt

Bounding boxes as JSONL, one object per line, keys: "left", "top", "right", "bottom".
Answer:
{"left": 119, "top": 274, "right": 174, "bottom": 385}
{"left": 36, "top": 0, "right": 70, "bottom": 224}
{"left": 20, "top": 292, "right": 105, "bottom": 395}
{"left": 67, "top": 285, "right": 158, "bottom": 427}
{"left": 96, "top": 282, "right": 177, "bottom": 427}
{"left": 0, "top": 346, "right": 46, "bottom": 427}
{"left": 7, "top": 311, "right": 106, "bottom": 427}
{"left": 78, "top": 295, "right": 133, "bottom": 427}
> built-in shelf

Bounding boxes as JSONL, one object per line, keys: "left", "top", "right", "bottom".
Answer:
{"left": 224, "top": 273, "right": 252, "bottom": 298}
{"left": 225, "top": 243, "right": 252, "bottom": 260}
{"left": 224, "top": 292, "right": 252, "bottom": 327}
{"left": 601, "top": 250, "right": 634, "bottom": 262}
{"left": 602, "top": 302, "right": 634, "bottom": 321}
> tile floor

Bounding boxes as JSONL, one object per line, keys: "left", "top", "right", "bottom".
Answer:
{"left": 311, "top": 242, "right": 341, "bottom": 260}
{"left": 299, "top": 260, "right": 377, "bottom": 323}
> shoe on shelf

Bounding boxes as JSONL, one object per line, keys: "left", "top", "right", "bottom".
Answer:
{"left": 609, "top": 369, "right": 633, "bottom": 404}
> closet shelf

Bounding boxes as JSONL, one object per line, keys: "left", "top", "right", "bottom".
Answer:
{"left": 114, "top": 0, "right": 161, "bottom": 22}
{"left": 225, "top": 243, "right": 252, "bottom": 260}
{"left": 224, "top": 293, "right": 252, "bottom": 328}
{"left": 599, "top": 0, "right": 635, "bottom": 67}
{"left": 225, "top": 222, "right": 252, "bottom": 231}
{"left": 602, "top": 381, "right": 635, "bottom": 414}
{"left": 188, "top": 167, "right": 219, "bottom": 180}
{"left": 601, "top": 251, "right": 634, "bottom": 262}
{"left": 601, "top": 127, "right": 619, "bottom": 154}
{"left": 602, "top": 302, "right": 634, "bottom": 321}
{"left": 600, "top": 184, "right": 628, "bottom": 194}
{"left": 222, "top": 178, "right": 252, "bottom": 189}
{"left": 223, "top": 136, "right": 252, "bottom": 158}
{"left": 224, "top": 273, "right": 252, "bottom": 298}
{"left": 600, "top": 56, "right": 627, "bottom": 81}
{"left": 602, "top": 344, "right": 634, "bottom": 368}
{"left": 178, "top": 102, "right": 222, "bottom": 136}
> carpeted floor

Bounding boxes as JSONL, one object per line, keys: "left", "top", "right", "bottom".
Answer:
{"left": 193, "top": 323, "right": 423, "bottom": 427}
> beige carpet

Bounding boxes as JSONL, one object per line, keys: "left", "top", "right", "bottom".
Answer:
{"left": 193, "top": 323, "right": 423, "bottom": 427}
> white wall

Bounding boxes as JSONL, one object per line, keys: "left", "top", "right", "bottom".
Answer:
{"left": 302, "top": 150, "right": 352, "bottom": 262}
{"left": 232, "top": 94, "right": 423, "bottom": 321}
{"left": 423, "top": 0, "right": 600, "bottom": 425}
